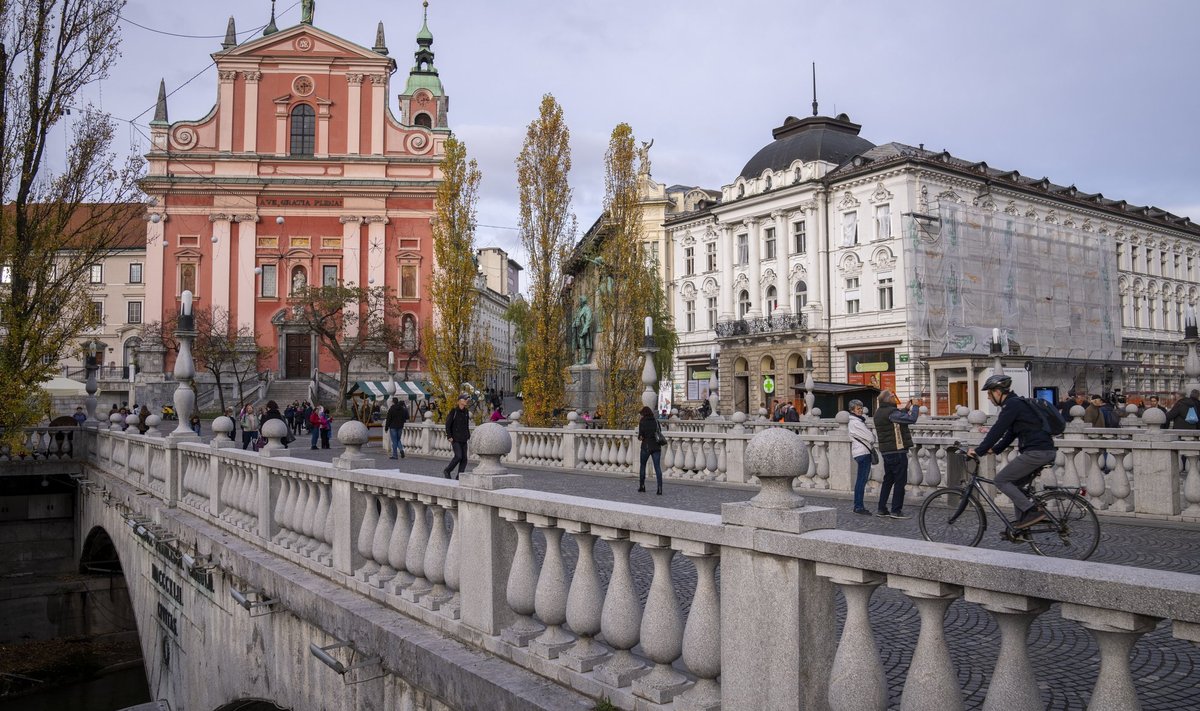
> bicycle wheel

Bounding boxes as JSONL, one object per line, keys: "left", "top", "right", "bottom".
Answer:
{"left": 1027, "top": 490, "right": 1100, "bottom": 560}
{"left": 919, "top": 488, "right": 985, "bottom": 547}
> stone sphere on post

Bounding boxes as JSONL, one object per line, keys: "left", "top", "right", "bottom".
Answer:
{"left": 1069, "top": 405, "right": 1086, "bottom": 423}
{"left": 967, "top": 410, "right": 988, "bottom": 427}
{"left": 471, "top": 422, "right": 511, "bottom": 476}
{"left": 144, "top": 414, "right": 162, "bottom": 437}
{"left": 336, "top": 420, "right": 369, "bottom": 457}
{"left": 211, "top": 416, "right": 234, "bottom": 443}
{"left": 566, "top": 411, "right": 579, "bottom": 429}
{"left": 1142, "top": 407, "right": 1166, "bottom": 430}
{"left": 125, "top": 414, "right": 140, "bottom": 431}
{"left": 259, "top": 418, "right": 289, "bottom": 453}
{"left": 109, "top": 412, "right": 124, "bottom": 431}
{"left": 834, "top": 410, "right": 850, "bottom": 425}
{"left": 745, "top": 427, "right": 808, "bottom": 510}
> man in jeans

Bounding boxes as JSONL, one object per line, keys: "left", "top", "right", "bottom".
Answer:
{"left": 872, "top": 390, "right": 921, "bottom": 519}
{"left": 385, "top": 397, "right": 408, "bottom": 459}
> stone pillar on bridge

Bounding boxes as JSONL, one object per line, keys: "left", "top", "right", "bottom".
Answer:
{"left": 720, "top": 427, "right": 838, "bottom": 711}
{"left": 458, "top": 422, "right": 522, "bottom": 636}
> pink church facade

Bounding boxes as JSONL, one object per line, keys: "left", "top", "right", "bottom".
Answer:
{"left": 142, "top": 8, "right": 449, "bottom": 381}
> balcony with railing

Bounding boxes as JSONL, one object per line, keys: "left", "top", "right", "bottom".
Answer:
{"left": 714, "top": 312, "right": 806, "bottom": 339}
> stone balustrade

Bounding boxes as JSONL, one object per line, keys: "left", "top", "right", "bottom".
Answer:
{"left": 81, "top": 424, "right": 1200, "bottom": 710}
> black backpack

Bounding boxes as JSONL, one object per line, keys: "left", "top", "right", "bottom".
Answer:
{"left": 1022, "top": 396, "right": 1067, "bottom": 436}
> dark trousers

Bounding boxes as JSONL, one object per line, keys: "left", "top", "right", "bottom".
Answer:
{"left": 852, "top": 454, "right": 872, "bottom": 511}
{"left": 995, "top": 448, "right": 1057, "bottom": 516}
{"left": 320, "top": 428, "right": 331, "bottom": 449}
{"left": 445, "top": 440, "right": 468, "bottom": 477}
{"left": 241, "top": 430, "right": 257, "bottom": 450}
{"left": 639, "top": 448, "right": 663, "bottom": 490}
{"left": 877, "top": 451, "right": 909, "bottom": 514}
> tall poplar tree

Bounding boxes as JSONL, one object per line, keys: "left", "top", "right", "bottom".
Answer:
{"left": 516, "top": 95, "right": 575, "bottom": 426}
{"left": 595, "top": 124, "right": 659, "bottom": 429}
{"left": 425, "top": 137, "right": 491, "bottom": 419}
{"left": 0, "top": 0, "right": 143, "bottom": 437}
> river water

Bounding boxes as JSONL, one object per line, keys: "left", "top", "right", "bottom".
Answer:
{"left": 0, "top": 663, "right": 150, "bottom": 711}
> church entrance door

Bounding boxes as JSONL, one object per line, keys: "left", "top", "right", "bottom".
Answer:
{"left": 285, "top": 334, "right": 310, "bottom": 379}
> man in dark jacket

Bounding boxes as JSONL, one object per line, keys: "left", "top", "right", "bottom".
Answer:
{"left": 1166, "top": 390, "right": 1200, "bottom": 430}
{"left": 385, "top": 397, "right": 409, "bottom": 459}
{"left": 872, "top": 390, "right": 921, "bottom": 519}
{"left": 969, "top": 374, "right": 1056, "bottom": 528}
{"left": 1057, "top": 390, "right": 1087, "bottom": 420}
{"left": 443, "top": 395, "right": 471, "bottom": 479}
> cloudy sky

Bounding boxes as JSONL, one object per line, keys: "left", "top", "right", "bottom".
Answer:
{"left": 58, "top": 0, "right": 1200, "bottom": 272}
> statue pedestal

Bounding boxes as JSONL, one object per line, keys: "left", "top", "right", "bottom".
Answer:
{"left": 566, "top": 364, "right": 602, "bottom": 414}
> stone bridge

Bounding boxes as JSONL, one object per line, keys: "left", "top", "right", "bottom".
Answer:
{"left": 32, "top": 420, "right": 1200, "bottom": 709}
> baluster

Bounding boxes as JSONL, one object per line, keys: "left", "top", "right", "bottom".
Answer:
{"left": 631, "top": 535, "right": 689, "bottom": 703}
{"left": 369, "top": 496, "right": 397, "bottom": 587}
{"left": 1184, "top": 454, "right": 1200, "bottom": 515}
{"left": 926, "top": 445, "right": 945, "bottom": 489}
{"left": 529, "top": 516, "right": 574, "bottom": 658}
{"left": 682, "top": 439, "right": 696, "bottom": 474}
{"left": 817, "top": 564, "right": 887, "bottom": 711}
{"left": 889, "top": 576, "right": 964, "bottom": 711}
{"left": 561, "top": 523, "right": 608, "bottom": 672}
{"left": 316, "top": 483, "right": 334, "bottom": 566}
{"left": 593, "top": 528, "right": 646, "bottom": 687}
{"left": 1061, "top": 446, "right": 1081, "bottom": 488}
{"left": 441, "top": 503, "right": 461, "bottom": 620}
{"left": 1108, "top": 450, "right": 1133, "bottom": 513}
{"left": 964, "top": 588, "right": 1050, "bottom": 711}
{"left": 387, "top": 497, "right": 414, "bottom": 594}
{"left": 354, "top": 489, "right": 381, "bottom": 581}
{"left": 661, "top": 438, "right": 675, "bottom": 474}
{"left": 499, "top": 511, "right": 543, "bottom": 646}
{"left": 908, "top": 444, "right": 924, "bottom": 494}
{"left": 717, "top": 439, "right": 728, "bottom": 478}
{"left": 272, "top": 477, "right": 291, "bottom": 544}
{"left": 1060, "top": 604, "right": 1158, "bottom": 711}
{"left": 300, "top": 480, "right": 321, "bottom": 554}
{"left": 419, "top": 501, "right": 451, "bottom": 609}
{"left": 675, "top": 545, "right": 721, "bottom": 711}
{"left": 815, "top": 440, "right": 830, "bottom": 488}
{"left": 1085, "top": 448, "right": 1108, "bottom": 509}
{"left": 284, "top": 477, "right": 305, "bottom": 548}
{"left": 704, "top": 438, "right": 718, "bottom": 477}
{"left": 401, "top": 498, "right": 432, "bottom": 602}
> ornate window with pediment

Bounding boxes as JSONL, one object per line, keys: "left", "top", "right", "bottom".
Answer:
{"left": 766, "top": 285, "right": 778, "bottom": 316}
{"left": 738, "top": 290, "right": 751, "bottom": 318}
{"left": 794, "top": 281, "right": 808, "bottom": 313}
{"left": 289, "top": 104, "right": 316, "bottom": 156}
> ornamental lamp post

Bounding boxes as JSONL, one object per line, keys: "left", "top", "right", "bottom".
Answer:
{"left": 640, "top": 316, "right": 659, "bottom": 412}
{"left": 84, "top": 338, "right": 101, "bottom": 424}
{"left": 170, "top": 291, "right": 200, "bottom": 440}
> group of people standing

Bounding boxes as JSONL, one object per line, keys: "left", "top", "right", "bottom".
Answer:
{"left": 847, "top": 391, "right": 922, "bottom": 518}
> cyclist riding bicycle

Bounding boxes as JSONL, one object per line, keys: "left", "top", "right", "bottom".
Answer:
{"left": 967, "top": 374, "right": 1057, "bottom": 529}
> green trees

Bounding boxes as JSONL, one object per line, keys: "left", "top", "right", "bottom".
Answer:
{"left": 516, "top": 95, "right": 576, "bottom": 426}
{"left": 595, "top": 125, "right": 662, "bottom": 429}
{"left": 0, "top": 0, "right": 143, "bottom": 436}
{"left": 426, "top": 137, "right": 492, "bottom": 420}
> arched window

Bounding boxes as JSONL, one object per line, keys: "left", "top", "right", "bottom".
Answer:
{"left": 414, "top": 112, "right": 432, "bottom": 128}
{"left": 766, "top": 286, "right": 778, "bottom": 316}
{"left": 738, "top": 290, "right": 751, "bottom": 318}
{"left": 794, "top": 280, "right": 808, "bottom": 312}
{"left": 289, "top": 104, "right": 315, "bottom": 156}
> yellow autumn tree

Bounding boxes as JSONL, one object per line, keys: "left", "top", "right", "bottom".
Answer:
{"left": 595, "top": 124, "right": 659, "bottom": 429}
{"left": 516, "top": 95, "right": 575, "bottom": 426}
{"left": 425, "top": 137, "right": 492, "bottom": 421}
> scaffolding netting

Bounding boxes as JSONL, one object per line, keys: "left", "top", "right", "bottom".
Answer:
{"left": 905, "top": 204, "right": 1119, "bottom": 361}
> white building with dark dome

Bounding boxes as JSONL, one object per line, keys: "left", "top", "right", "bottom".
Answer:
{"left": 666, "top": 109, "right": 1198, "bottom": 416}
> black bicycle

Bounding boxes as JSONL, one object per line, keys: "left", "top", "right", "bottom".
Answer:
{"left": 918, "top": 445, "right": 1100, "bottom": 560}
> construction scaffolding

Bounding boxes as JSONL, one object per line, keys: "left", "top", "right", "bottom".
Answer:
{"left": 905, "top": 204, "right": 1119, "bottom": 362}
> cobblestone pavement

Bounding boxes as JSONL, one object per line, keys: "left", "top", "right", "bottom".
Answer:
{"left": 222, "top": 433, "right": 1200, "bottom": 709}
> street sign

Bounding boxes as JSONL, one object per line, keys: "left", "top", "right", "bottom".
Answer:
{"left": 762, "top": 375, "right": 775, "bottom": 394}
{"left": 898, "top": 353, "right": 910, "bottom": 363}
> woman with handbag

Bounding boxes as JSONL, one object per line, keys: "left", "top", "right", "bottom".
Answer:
{"left": 848, "top": 399, "right": 877, "bottom": 516}
{"left": 637, "top": 405, "right": 666, "bottom": 495}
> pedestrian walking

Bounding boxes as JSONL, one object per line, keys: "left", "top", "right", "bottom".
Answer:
{"left": 385, "top": 397, "right": 408, "bottom": 459}
{"left": 637, "top": 405, "right": 665, "bottom": 495}
{"left": 443, "top": 395, "right": 471, "bottom": 479}
{"left": 873, "top": 390, "right": 920, "bottom": 519}
{"left": 847, "top": 399, "right": 877, "bottom": 515}
{"left": 309, "top": 406, "right": 329, "bottom": 448}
